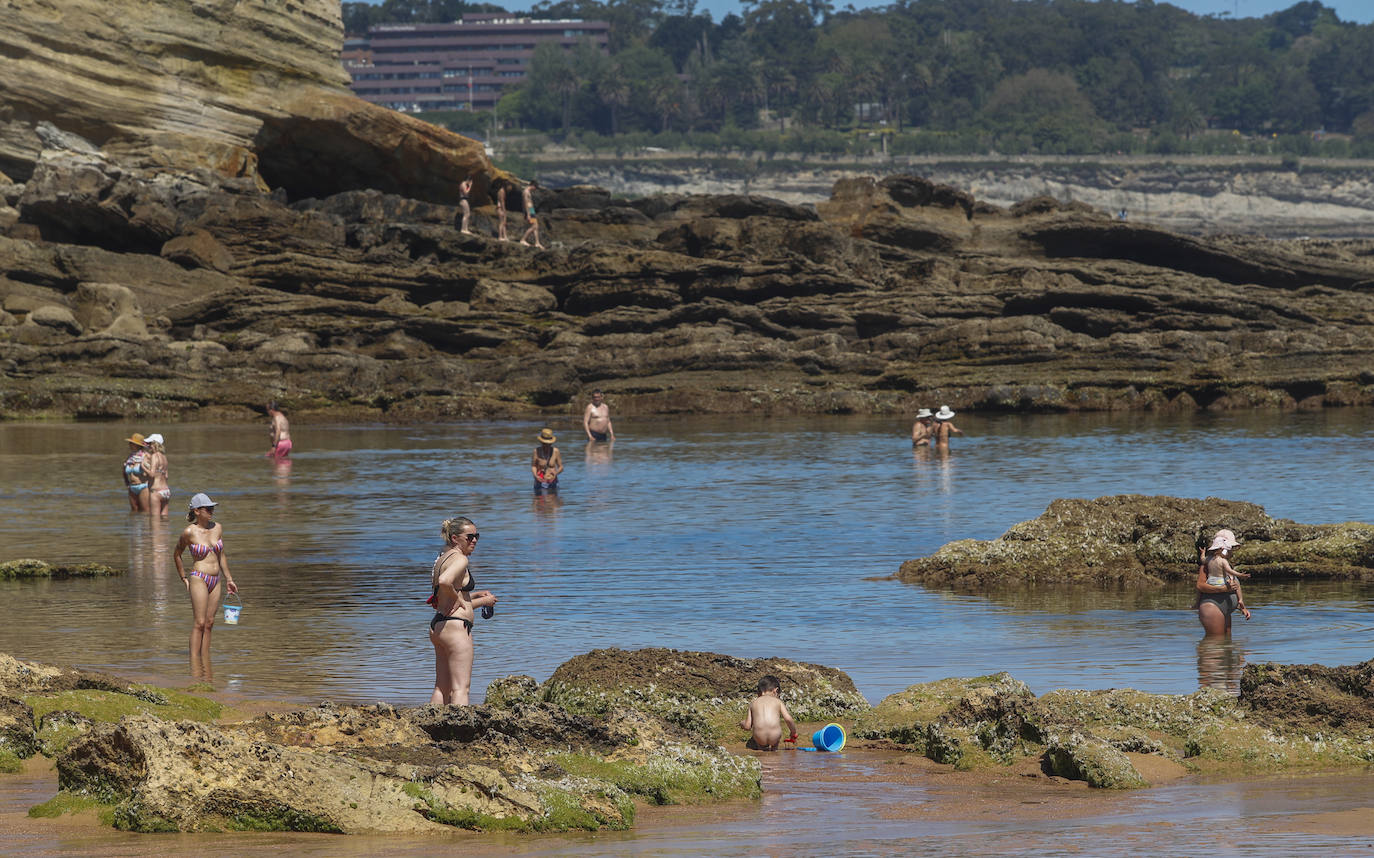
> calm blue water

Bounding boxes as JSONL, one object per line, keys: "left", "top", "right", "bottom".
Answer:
{"left": 0, "top": 410, "right": 1372, "bottom": 706}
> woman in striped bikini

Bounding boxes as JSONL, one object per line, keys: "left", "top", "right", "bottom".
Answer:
{"left": 173, "top": 492, "right": 238, "bottom": 662}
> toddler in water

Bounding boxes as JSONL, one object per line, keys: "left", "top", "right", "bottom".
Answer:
{"left": 740, "top": 675, "right": 798, "bottom": 751}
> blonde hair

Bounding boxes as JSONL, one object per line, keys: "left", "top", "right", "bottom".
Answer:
{"left": 440, "top": 516, "right": 475, "bottom": 544}
{"left": 146, "top": 440, "right": 163, "bottom": 454}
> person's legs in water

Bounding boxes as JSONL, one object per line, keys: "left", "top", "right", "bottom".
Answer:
{"left": 187, "top": 575, "right": 222, "bottom": 661}
{"left": 1197, "top": 597, "right": 1232, "bottom": 636}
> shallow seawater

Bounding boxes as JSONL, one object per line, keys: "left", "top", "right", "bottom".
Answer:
{"left": 0, "top": 409, "right": 1372, "bottom": 705}
{"left": 2, "top": 409, "right": 1374, "bottom": 856}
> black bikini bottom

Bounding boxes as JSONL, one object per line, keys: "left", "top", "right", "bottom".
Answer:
{"left": 431, "top": 613, "right": 473, "bottom": 633}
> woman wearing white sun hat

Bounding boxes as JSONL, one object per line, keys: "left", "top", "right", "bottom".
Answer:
{"left": 144, "top": 433, "right": 171, "bottom": 518}
{"left": 911, "top": 408, "right": 935, "bottom": 446}
{"left": 933, "top": 405, "right": 963, "bottom": 447}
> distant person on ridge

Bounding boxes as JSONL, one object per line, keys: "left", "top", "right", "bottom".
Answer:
{"left": 520, "top": 180, "right": 544, "bottom": 249}
{"left": 583, "top": 389, "right": 615, "bottom": 442}
{"left": 457, "top": 175, "right": 473, "bottom": 235}
{"left": 267, "top": 402, "right": 292, "bottom": 459}
{"left": 494, "top": 181, "right": 508, "bottom": 241}
{"left": 740, "top": 675, "right": 797, "bottom": 751}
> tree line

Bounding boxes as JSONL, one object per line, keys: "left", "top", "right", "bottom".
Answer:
{"left": 342, "top": 0, "right": 1374, "bottom": 156}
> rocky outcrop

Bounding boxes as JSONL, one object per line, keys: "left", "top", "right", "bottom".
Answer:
{"left": 6, "top": 162, "right": 1374, "bottom": 419}
{"left": 853, "top": 662, "right": 1374, "bottom": 788}
{"left": 0, "top": 559, "right": 124, "bottom": 579}
{"left": 0, "top": 0, "right": 496, "bottom": 202}
{"left": 897, "top": 496, "right": 1374, "bottom": 590}
{"left": 543, "top": 647, "right": 870, "bottom": 739}
{"left": 540, "top": 157, "right": 1374, "bottom": 238}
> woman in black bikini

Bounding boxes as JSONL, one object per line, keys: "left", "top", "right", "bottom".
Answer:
{"left": 429, "top": 516, "right": 497, "bottom": 705}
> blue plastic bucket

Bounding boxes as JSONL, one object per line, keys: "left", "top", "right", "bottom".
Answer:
{"left": 812, "top": 722, "right": 846, "bottom": 752}
{"left": 222, "top": 595, "right": 242, "bottom": 626}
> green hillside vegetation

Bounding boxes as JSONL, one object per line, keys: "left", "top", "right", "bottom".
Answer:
{"left": 343, "top": 0, "right": 1374, "bottom": 157}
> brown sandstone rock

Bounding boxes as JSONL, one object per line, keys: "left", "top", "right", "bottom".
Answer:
{"left": 72, "top": 283, "right": 139, "bottom": 332}
{"left": 161, "top": 230, "right": 235, "bottom": 273}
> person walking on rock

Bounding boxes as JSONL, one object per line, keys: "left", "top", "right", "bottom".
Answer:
{"left": 457, "top": 175, "right": 473, "bottom": 235}
{"left": 520, "top": 180, "right": 544, "bottom": 249}
{"left": 494, "top": 181, "right": 508, "bottom": 241}
{"left": 428, "top": 516, "right": 497, "bottom": 706}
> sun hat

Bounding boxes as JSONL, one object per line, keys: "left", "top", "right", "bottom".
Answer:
{"left": 935, "top": 406, "right": 955, "bottom": 420}
{"left": 145, "top": 433, "right": 164, "bottom": 445}
{"left": 1208, "top": 529, "right": 1240, "bottom": 552}
{"left": 125, "top": 432, "right": 146, "bottom": 446}
{"left": 537, "top": 428, "right": 557, "bottom": 444}
{"left": 188, "top": 492, "right": 217, "bottom": 510}
{"left": 916, "top": 408, "right": 933, "bottom": 419}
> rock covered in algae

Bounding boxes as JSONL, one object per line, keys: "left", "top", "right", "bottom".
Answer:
{"left": 0, "top": 559, "right": 123, "bottom": 579}
{"left": 541, "top": 647, "right": 870, "bottom": 740}
{"left": 39, "top": 646, "right": 766, "bottom": 835}
{"left": 851, "top": 661, "right": 1374, "bottom": 789}
{"left": 898, "top": 495, "right": 1374, "bottom": 589}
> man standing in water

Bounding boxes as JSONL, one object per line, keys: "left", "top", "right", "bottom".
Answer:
{"left": 267, "top": 402, "right": 292, "bottom": 459}
{"left": 583, "top": 389, "right": 615, "bottom": 442}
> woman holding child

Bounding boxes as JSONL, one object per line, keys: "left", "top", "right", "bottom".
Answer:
{"left": 429, "top": 516, "right": 498, "bottom": 705}
{"left": 1195, "top": 529, "right": 1250, "bottom": 636}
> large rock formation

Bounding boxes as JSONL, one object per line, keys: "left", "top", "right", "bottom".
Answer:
{"left": 897, "top": 495, "right": 1374, "bottom": 589}
{"left": 0, "top": 0, "right": 495, "bottom": 201}
{"left": 6, "top": 166, "right": 1374, "bottom": 421}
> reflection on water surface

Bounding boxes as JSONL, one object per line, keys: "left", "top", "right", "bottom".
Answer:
{"left": 0, "top": 410, "right": 1371, "bottom": 706}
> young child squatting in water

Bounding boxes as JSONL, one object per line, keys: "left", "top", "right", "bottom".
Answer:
{"left": 740, "top": 675, "right": 798, "bottom": 750}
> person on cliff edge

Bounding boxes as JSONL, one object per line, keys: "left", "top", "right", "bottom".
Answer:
{"left": 457, "top": 175, "right": 473, "bottom": 235}
{"left": 520, "top": 180, "right": 544, "bottom": 249}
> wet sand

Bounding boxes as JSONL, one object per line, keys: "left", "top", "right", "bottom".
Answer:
{"left": 5, "top": 744, "right": 1373, "bottom": 857}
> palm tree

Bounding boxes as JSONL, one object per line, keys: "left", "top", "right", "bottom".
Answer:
{"left": 597, "top": 64, "right": 630, "bottom": 137}
{"left": 548, "top": 61, "right": 580, "bottom": 138}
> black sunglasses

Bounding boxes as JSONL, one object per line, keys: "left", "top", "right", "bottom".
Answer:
{"left": 461, "top": 532, "right": 480, "bottom": 543}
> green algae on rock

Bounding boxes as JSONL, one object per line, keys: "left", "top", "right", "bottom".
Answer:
{"left": 541, "top": 647, "right": 870, "bottom": 742}
{"left": 852, "top": 661, "right": 1374, "bottom": 789}
{"left": 0, "top": 559, "right": 124, "bottom": 579}
{"left": 898, "top": 495, "right": 1374, "bottom": 590}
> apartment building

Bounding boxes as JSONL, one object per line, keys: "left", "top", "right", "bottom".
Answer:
{"left": 346, "top": 14, "right": 610, "bottom": 113}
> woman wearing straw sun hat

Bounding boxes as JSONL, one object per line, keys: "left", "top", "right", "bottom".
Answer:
{"left": 122, "top": 433, "right": 150, "bottom": 512}
{"left": 173, "top": 493, "right": 238, "bottom": 663}
{"left": 531, "top": 428, "right": 563, "bottom": 491}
